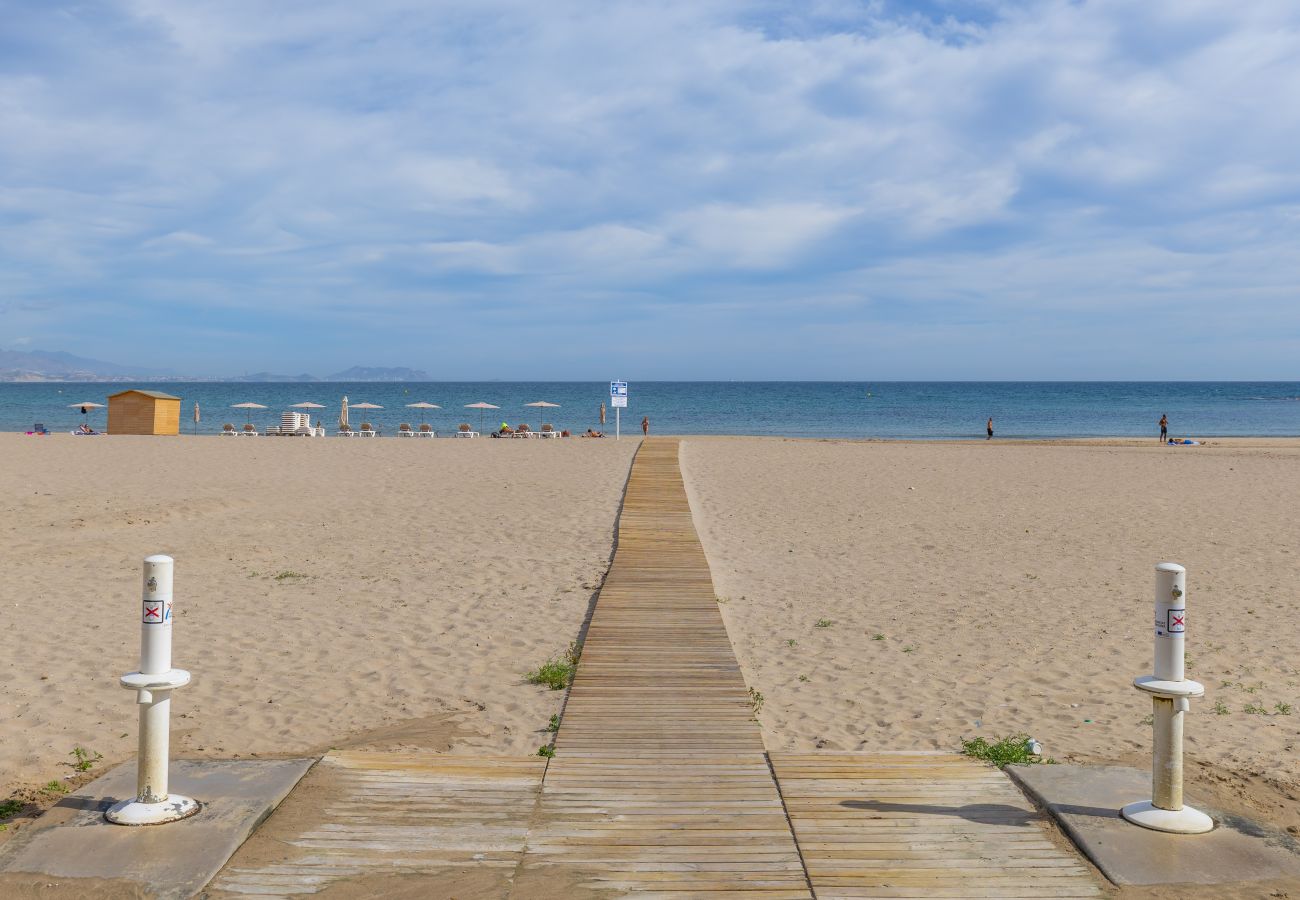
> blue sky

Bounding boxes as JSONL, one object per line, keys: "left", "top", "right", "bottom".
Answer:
{"left": 1, "top": 0, "right": 1298, "bottom": 379}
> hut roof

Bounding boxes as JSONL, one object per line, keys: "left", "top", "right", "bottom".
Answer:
{"left": 108, "top": 389, "right": 181, "bottom": 401}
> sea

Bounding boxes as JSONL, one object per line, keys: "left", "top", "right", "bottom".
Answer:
{"left": 4, "top": 382, "right": 1300, "bottom": 439}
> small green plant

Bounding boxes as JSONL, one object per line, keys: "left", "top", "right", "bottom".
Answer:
{"left": 814, "top": 619, "right": 832, "bottom": 628}
{"left": 748, "top": 687, "right": 764, "bottom": 717}
{"left": 1243, "top": 702, "right": 1267, "bottom": 715}
{"left": 525, "top": 641, "right": 583, "bottom": 691}
{"left": 1140, "top": 713, "right": 1154, "bottom": 725}
{"left": 0, "top": 799, "right": 22, "bottom": 819}
{"left": 526, "top": 659, "right": 575, "bottom": 691}
{"left": 960, "top": 734, "right": 1050, "bottom": 768}
{"left": 273, "top": 570, "right": 306, "bottom": 581}
{"left": 41, "top": 780, "right": 67, "bottom": 795}
{"left": 872, "top": 633, "right": 885, "bottom": 641}
{"left": 785, "top": 639, "right": 797, "bottom": 648}
{"left": 1274, "top": 702, "right": 1293, "bottom": 716}
{"left": 1212, "top": 700, "right": 1230, "bottom": 716}
{"left": 69, "top": 746, "right": 102, "bottom": 773}
{"left": 1183, "top": 654, "right": 1193, "bottom": 670}
{"left": 546, "top": 714, "right": 561, "bottom": 733}
{"left": 715, "top": 595, "right": 727, "bottom": 604}
{"left": 537, "top": 745, "right": 555, "bottom": 758}
{"left": 902, "top": 645, "right": 916, "bottom": 654}
{"left": 797, "top": 674, "right": 809, "bottom": 682}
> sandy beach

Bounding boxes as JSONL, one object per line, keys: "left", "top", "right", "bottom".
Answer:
{"left": 682, "top": 436, "right": 1300, "bottom": 838}
{"left": 4, "top": 432, "right": 1299, "bottom": 877}
{"left": 0, "top": 433, "right": 637, "bottom": 801}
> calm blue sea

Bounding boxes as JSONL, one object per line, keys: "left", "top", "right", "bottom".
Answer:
{"left": 4, "top": 382, "right": 1300, "bottom": 439}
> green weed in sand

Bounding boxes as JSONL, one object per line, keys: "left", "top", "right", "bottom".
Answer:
{"left": 69, "top": 746, "right": 101, "bottom": 773}
{"left": 526, "top": 642, "right": 582, "bottom": 691}
{"left": 0, "top": 799, "right": 21, "bottom": 819}
{"left": 41, "top": 781, "right": 67, "bottom": 795}
{"left": 960, "top": 734, "right": 1051, "bottom": 768}
{"left": 274, "top": 570, "right": 306, "bottom": 581}
{"left": 814, "top": 619, "right": 832, "bottom": 629}
{"left": 537, "top": 745, "right": 555, "bottom": 758}
{"left": 546, "top": 715, "right": 561, "bottom": 733}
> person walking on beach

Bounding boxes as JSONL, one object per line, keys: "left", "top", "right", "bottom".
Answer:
{"left": 641, "top": 415, "right": 649, "bottom": 436}
{"left": 987, "top": 417, "right": 994, "bottom": 440}
{"left": 1159, "top": 414, "right": 1168, "bottom": 443}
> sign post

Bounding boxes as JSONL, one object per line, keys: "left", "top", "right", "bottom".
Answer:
{"left": 610, "top": 381, "right": 628, "bottom": 441}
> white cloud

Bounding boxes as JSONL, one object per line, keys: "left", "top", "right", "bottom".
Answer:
{"left": 0, "top": 0, "right": 1298, "bottom": 375}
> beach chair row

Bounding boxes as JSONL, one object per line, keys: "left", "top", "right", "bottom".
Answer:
{"left": 218, "top": 421, "right": 568, "bottom": 438}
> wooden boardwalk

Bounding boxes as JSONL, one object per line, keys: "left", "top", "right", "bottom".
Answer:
{"left": 555, "top": 437, "right": 764, "bottom": 755}
{"left": 210, "top": 438, "right": 1099, "bottom": 899}
{"left": 771, "top": 753, "right": 1100, "bottom": 899}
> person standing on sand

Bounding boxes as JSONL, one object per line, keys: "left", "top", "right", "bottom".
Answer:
{"left": 1159, "top": 414, "right": 1168, "bottom": 443}
{"left": 641, "top": 416, "right": 649, "bottom": 436}
{"left": 987, "top": 417, "right": 994, "bottom": 440}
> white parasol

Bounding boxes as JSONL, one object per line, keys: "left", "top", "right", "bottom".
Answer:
{"left": 231, "top": 401, "right": 267, "bottom": 424}
{"left": 406, "top": 401, "right": 441, "bottom": 425}
{"left": 351, "top": 402, "right": 383, "bottom": 432}
{"left": 69, "top": 401, "right": 104, "bottom": 431}
{"left": 464, "top": 401, "right": 500, "bottom": 433}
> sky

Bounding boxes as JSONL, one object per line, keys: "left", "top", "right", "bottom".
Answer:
{"left": 1, "top": 0, "right": 1299, "bottom": 380}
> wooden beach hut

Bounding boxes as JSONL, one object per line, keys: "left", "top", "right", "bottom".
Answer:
{"left": 107, "top": 389, "right": 182, "bottom": 435}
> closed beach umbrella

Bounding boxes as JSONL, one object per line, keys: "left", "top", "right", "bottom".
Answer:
{"left": 406, "top": 401, "right": 441, "bottom": 425}
{"left": 193, "top": 401, "right": 200, "bottom": 435}
{"left": 465, "top": 401, "right": 500, "bottom": 433}
{"left": 232, "top": 401, "right": 267, "bottom": 424}
{"left": 339, "top": 396, "right": 349, "bottom": 430}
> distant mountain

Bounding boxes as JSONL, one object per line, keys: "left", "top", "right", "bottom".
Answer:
{"left": 228, "top": 372, "right": 318, "bottom": 382}
{"left": 0, "top": 349, "right": 175, "bottom": 381}
{"left": 0, "top": 349, "right": 431, "bottom": 383}
{"left": 325, "top": 366, "right": 429, "bottom": 382}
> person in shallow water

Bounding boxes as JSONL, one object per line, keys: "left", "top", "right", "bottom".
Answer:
{"left": 987, "top": 417, "right": 994, "bottom": 440}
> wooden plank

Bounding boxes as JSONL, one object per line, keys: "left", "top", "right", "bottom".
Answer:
{"left": 769, "top": 753, "right": 1101, "bottom": 899}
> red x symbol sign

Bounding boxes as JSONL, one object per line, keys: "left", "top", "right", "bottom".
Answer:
{"left": 1171, "top": 614, "right": 1184, "bottom": 628}
{"left": 144, "top": 604, "right": 161, "bottom": 619}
